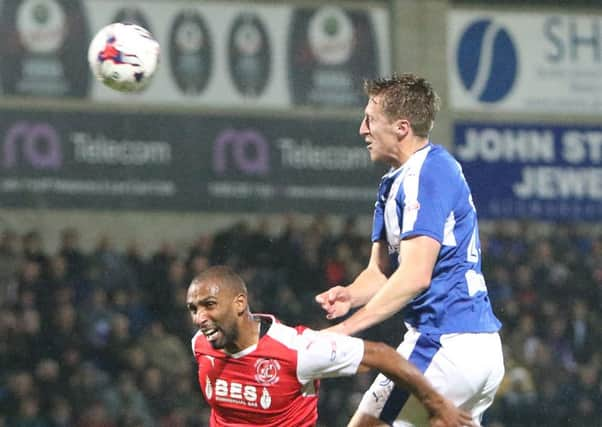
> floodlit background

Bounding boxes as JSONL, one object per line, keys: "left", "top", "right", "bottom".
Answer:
{"left": 0, "top": 1, "right": 601, "bottom": 426}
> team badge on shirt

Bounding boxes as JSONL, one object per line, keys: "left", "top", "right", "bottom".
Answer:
{"left": 254, "top": 358, "right": 280, "bottom": 385}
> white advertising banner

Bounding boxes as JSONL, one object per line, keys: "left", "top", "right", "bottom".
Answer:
{"left": 448, "top": 9, "right": 602, "bottom": 115}
{"left": 85, "top": 1, "right": 391, "bottom": 108}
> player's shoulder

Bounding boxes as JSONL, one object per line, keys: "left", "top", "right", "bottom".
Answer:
{"left": 424, "top": 143, "right": 457, "bottom": 165}
{"left": 420, "top": 143, "right": 462, "bottom": 178}
{"left": 257, "top": 314, "right": 336, "bottom": 357}
{"left": 261, "top": 314, "right": 312, "bottom": 349}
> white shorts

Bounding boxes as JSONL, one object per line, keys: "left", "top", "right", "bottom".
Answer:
{"left": 356, "top": 327, "right": 505, "bottom": 427}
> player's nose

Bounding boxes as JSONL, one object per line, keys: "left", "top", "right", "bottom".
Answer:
{"left": 359, "top": 116, "right": 369, "bottom": 136}
{"left": 192, "top": 310, "right": 209, "bottom": 326}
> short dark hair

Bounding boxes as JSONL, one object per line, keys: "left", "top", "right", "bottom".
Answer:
{"left": 363, "top": 73, "right": 441, "bottom": 138}
{"left": 192, "top": 265, "right": 247, "bottom": 296}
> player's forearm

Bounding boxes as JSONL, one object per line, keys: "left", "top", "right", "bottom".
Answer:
{"left": 347, "top": 265, "right": 387, "bottom": 308}
{"left": 341, "top": 270, "right": 427, "bottom": 335}
{"left": 361, "top": 341, "right": 444, "bottom": 416}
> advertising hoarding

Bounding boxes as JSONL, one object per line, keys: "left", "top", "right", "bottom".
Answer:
{"left": 448, "top": 9, "right": 602, "bottom": 115}
{"left": 0, "top": 109, "right": 383, "bottom": 214}
{"left": 455, "top": 121, "right": 602, "bottom": 220}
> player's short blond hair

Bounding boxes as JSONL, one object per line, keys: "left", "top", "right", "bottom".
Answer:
{"left": 363, "top": 73, "right": 441, "bottom": 138}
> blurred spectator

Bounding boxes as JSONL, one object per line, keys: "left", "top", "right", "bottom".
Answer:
{"left": 47, "top": 396, "right": 73, "bottom": 427}
{"left": 0, "top": 306, "right": 17, "bottom": 368}
{"left": 0, "top": 371, "right": 36, "bottom": 420}
{"left": 21, "top": 231, "right": 48, "bottom": 279}
{"left": 34, "top": 358, "right": 63, "bottom": 413}
{"left": 568, "top": 299, "right": 599, "bottom": 364}
{"left": 42, "top": 256, "right": 70, "bottom": 305}
{"left": 147, "top": 258, "right": 185, "bottom": 321}
{"left": 112, "top": 288, "right": 151, "bottom": 336}
{"left": 10, "top": 395, "right": 46, "bottom": 427}
{"left": 80, "top": 288, "right": 115, "bottom": 351}
{"left": 90, "top": 234, "right": 138, "bottom": 293}
{"left": 496, "top": 364, "right": 538, "bottom": 427}
{"left": 124, "top": 240, "right": 147, "bottom": 288}
{"left": 210, "top": 220, "right": 250, "bottom": 266}
{"left": 67, "top": 362, "right": 114, "bottom": 419}
{"left": 102, "top": 371, "right": 153, "bottom": 427}
{"left": 16, "top": 261, "right": 44, "bottom": 307}
{"left": 8, "top": 307, "right": 43, "bottom": 370}
{"left": 100, "top": 312, "right": 133, "bottom": 374}
{"left": 43, "top": 303, "right": 85, "bottom": 362}
{"left": 75, "top": 400, "right": 116, "bottom": 427}
{"left": 58, "top": 227, "right": 87, "bottom": 282}
{"left": 0, "top": 229, "right": 21, "bottom": 305}
{"left": 137, "top": 320, "right": 190, "bottom": 378}
{"left": 186, "top": 253, "right": 210, "bottom": 283}
{"left": 140, "top": 367, "right": 172, "bottom": 421}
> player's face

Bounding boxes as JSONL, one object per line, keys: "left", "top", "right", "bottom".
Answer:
{"left": 186, "top": 281, "right": 241, "bottom": 350}
{"left": 359, "top": 95, "right": 402, "bottom": 167}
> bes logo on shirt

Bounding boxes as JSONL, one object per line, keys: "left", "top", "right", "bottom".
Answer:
{"left": 214, "top": 379, "right": 260, "bottom": 405}
{"left": 210, "top": 379, "right": 273, "bottom": 410}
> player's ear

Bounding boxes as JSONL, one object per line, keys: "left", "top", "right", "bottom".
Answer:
{"left": 393, "top": 119, "right": 410, "bottom": 138}
{"left": 234, "top": 293, "right": 247, "bottom": 316}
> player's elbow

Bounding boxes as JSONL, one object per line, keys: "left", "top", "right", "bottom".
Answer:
{"left": 361, "top": 341, "right": 397, "bottom": 370}
{"left": 367, "top": 341, "right": 393, "bottom": 358}
{"left": 411, "top": 275, "right": 431, "bottom": 293}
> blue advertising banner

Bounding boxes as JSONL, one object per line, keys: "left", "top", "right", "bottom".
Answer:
{"left": 454, "top": 122, "right": 602, "bottom": 221}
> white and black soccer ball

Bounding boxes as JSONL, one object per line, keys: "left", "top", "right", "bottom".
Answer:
{"left": 88, "top": 22, "right": 160, "bottom": 93}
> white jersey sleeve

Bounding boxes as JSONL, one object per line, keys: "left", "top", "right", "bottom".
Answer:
{"left": 296, "top": 329, "right": 364, "bottom": 384}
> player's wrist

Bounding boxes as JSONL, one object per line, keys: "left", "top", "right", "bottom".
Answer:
{"left": 326, "top": 322, "right": 348, "bottom": 335}
{"left": 419, "top": 391, "right": 446, "bottom": 417}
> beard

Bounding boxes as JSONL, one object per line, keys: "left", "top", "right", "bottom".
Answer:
{"left": 208, "top": 324, "right": 239, "bottom": 351}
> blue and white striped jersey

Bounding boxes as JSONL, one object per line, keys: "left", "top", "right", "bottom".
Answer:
{"left": 371, "top": 143, "right": 501, "bottom": 334}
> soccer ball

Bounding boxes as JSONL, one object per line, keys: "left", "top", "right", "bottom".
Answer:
{"left": 88, "top": 23, "right": 160, "bottom": 93}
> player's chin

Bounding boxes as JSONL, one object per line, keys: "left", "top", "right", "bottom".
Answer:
{"left": 207, "top": 332, "right": 226, "bottom": 349}
{"left": 208, "top": 336, "right": 227, "bottom": 349}
{"left": 367, "top": 149, "right": 380, "bottom": 162}
{"left": 209, "top": 341, "right": 225, "bottom": 350}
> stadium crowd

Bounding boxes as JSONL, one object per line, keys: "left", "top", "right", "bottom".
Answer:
{"left": 0, "top": 216, "right": 600, "bottom": 427}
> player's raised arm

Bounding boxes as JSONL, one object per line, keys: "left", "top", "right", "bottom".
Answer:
{"left": 296, "top": 329, "right": 474, "bottom": 427}
{"left": 314, "top": 241, "right": 390, "bottom": 320}
{"left": 328, "top": 235, "right": 439, "bottom": 336}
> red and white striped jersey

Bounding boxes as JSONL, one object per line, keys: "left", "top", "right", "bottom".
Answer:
{"left": 191, "top": 314, "right": 364, "bottom": 427}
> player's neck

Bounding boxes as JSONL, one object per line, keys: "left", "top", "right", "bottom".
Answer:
{"left": 225, "top": 314, "right": 261, "bottom": 353}
{"left": 397, "top": 137, "right": 429, "bottom": 166}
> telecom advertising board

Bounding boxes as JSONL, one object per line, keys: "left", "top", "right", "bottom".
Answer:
{"left": 0, "top": 109, "right": 383, "bottom": 214}
{"left": 448, "top": 9, "right": 602, "bottom": 115}
{"left": 455, "top": 122, "right": 602, "bottom": 220}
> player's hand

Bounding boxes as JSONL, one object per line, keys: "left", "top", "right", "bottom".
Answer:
{"left": 428, "top": 397, "right": 476, "bottom": 427}
{"left": 314, "top": 286, "right": 352, "bottom": 319}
